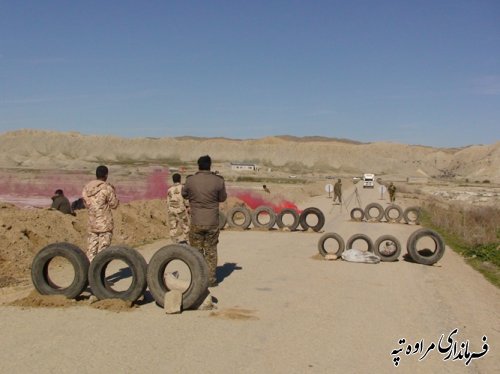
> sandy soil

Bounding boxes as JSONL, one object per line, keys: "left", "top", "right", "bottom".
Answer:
{"left": 0, "top": 182, "right": 498, "bottom": 373}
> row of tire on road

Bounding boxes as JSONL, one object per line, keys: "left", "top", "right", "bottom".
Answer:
{"left": 219, "top": 206, "right": 326, "bottom": 232}
{"left": 31, "top": 242, "right": 210, "bottom": 309}
{"left": 350, "top": 203, "right": 421, "bottom": 224}
{"left": 317, "top": 228, "right": 445, "bottom": 265}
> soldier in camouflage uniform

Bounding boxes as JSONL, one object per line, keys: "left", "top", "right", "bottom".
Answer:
{"left": 82, "top": 165, "right": 119, "bottom": 261}
{"left": 167, "top": 173, "right": 190, "bottom": 244}
{"left": 333, "top": 179, "right": 342, "bottom": 204}
{"left": 182, "top": 155, "right": 227, "bottom": 287}
{"left": 388, "top": 182, "right": 396, "bottom": 203}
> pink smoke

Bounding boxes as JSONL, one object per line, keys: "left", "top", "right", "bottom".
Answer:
{"left": 229, "top": 188, "right": 300, "bottom": 213}
{"left": 0, "top": 169, "right": 171, "bottom": 206}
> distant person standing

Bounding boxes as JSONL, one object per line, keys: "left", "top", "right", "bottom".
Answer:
{"left": 167, "top": 173, "right": 190, "bottom": 244}
{"left": 333, "top": 179, "right": 342, "bottom": 204}
{"left": 182, "top": 155, "right": 227, "bottom": 287}
{"left": 82, "top": 165, "right": 119, "bottom": 261}
{"left": 50, "top": 189, "right": 72, "bottom": 214}
{"left": 388, "top": 182, "right": 396, "bottom": 203}
{"left": 263, "top": 184, "right": 271, "bottom": 193}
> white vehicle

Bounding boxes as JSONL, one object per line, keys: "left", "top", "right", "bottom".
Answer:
{"left": 363, "top": 173, "right": 375, "bottom": 188}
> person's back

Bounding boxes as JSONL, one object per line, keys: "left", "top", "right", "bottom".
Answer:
{"left": 82, "top": 165, "right": 119, "bottom": 261}
{"left": 182, "top": 170, "right": 227, "bottom": 226}
{"left": 82, "top": 179, "right": 119, "bottom": 232}
{"left": 182, "top": 155, "right": 227, "bottom": 287}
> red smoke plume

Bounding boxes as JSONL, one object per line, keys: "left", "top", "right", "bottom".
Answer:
{"left": 229, "top": 188, "right": 300, "bottom": 213}
{"left": 0, "top": 169, "right": 170, "bottom": 206}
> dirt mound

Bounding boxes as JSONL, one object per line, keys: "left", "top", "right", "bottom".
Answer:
{"left": 8, "top": 290, "right": 135, "bottom": 312}
{"left": 9, "top": 290, "right": 77, "bottom": 308}
{"left": 90, "top": 299, "right": 134, "bottom": 312}
{"left": 0, "top": 199, "right": 169, "bottom": 287}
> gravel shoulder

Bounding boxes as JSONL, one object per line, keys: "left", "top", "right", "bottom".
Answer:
{"left": 0, "top": 184, "right": 498, "bottom": 373}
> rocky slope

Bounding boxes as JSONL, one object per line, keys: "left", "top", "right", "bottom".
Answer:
{"left": 0, "top": 130, "right": 498, "bottom": 181}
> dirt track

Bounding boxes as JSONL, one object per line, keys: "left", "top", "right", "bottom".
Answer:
{"left": 0, "top": 183, "right": 498, "bottom": 373}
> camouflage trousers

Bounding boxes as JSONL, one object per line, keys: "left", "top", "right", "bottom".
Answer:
{"left": 389, "top": 193, "right": 396, "bottom": 202}
{"left": 189, "top": 225, "right": 220, "bottom": 286}
{"left": 87, "top": 231, "right": 113, "bottom": 262}
{"left": 168, "top": 210, "right": 190, "bottom": 243}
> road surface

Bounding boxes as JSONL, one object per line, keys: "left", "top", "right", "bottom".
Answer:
{"left": 0, "top": 183, "right": 498, "bottom": 373}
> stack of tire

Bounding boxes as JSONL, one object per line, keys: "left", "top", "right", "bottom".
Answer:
{"left": 31, "top": 243, "right": 210, "bottom": 309}
{"left": 317, "top": 228, "right": 445, "bottom": 265}
{"left": 220, "top": 206, "right": 325, "bottom": 232}
{"left": 350, "top": 203, "right": 421, "bottom": 224}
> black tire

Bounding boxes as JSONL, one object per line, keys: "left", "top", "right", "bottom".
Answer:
{"left": 350, "top": 208, "right": 365, "bottom": 222}
{"left": 31, "top": 242, "right": 89, "bottom": 299}
{"left": 364, "top": 203, "right": 385, "bottom": 222}
{"left": 404, "top": 206, "right": 421, "bottom": 225}
{"left": 88, "top": 246, "right": 147, "bottom": 302}
{"left": 384, "top": 204, "right": 404, "bottom": 223}
{"left": 406, "top": 228, "right": 445, "bottom": 265}
{"left": 276, "top": 208, "right": 300, "bottom": 231}
{"left": 374, "top": 235, "right": 401, "bottom": 262}
{"left": 147, "top": 244, "right": 209, "bottom": 309}
{"left": 317, "top": 232, "right": 345, "bottom": 257}
{"left": 218, "top": 211, "right": 227, "bottom": 230}
{"left": 346, "top": 233, "right": 374, "bottom": 252}
{"left": 299, "top": 207, "right": 325, "bottom": 232}
{"left": 251, "top": 206, "right": 276, "bottom": 229}
{"left": 226, "top": 206, "right": 252, "bottom": 229}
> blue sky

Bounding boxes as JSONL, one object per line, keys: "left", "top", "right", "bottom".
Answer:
{"left": 1, "top": 0, "right": 499, "bottom": 147}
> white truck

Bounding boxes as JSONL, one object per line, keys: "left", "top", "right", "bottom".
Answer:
{"left": 363, "top": 173, "right": 375, "bottom": 188}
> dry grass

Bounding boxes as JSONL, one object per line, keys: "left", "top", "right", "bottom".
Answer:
{"left": 423, "top": 197, "right": 499, "bottom": 246}
{"left": 421, "top": 197, "right": 500, "bottom": 287}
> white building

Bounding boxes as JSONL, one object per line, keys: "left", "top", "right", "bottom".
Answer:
{"left": 230, "top": 162, "right": 258, "bottom": 171}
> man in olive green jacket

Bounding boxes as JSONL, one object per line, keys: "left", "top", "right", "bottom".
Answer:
{"left": 182, "top": 155, "right": 227, "bottom": 287}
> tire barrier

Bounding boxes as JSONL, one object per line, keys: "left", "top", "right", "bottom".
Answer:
{"left": 346, "top": 233, "right": 374, "bottom": 253}
{"left": 147, "top": 244, "right": 209, "bottom": 310}
{"left": 88, "top": 246, "right": 148, "bottom": 303}
{"left": 350, "top": 208, "right": 365, "bottom": 222}
{"left": 299, "top": 207, "right": 325, "bottom": 232}
{"left": 218, "top": 211, "right": 227, "bottom": 230}
{"left": 317, "top": 232, "right": 345, "bottom": 257}
{"left": 384, "top": 204, "right": 403, "bottom": 223}
{"left": 276, "top": 208, "right": 300, "bottom": 231}
{"left": 374, "top": 235, "right": 401, "bottom": 262}
{"left": 364, "top": 203, "right": 385, "bottom": 222}
{"left": 351, "top": 203, "right": 421, "bottom": 225}
{"left": 226, "top": 206, "right": 252, "bottom": 229}
{"left": 31, "top": 242, "right": 89, "bottom": 299}
{"left": 406, "top": 228, "right": 445, "bottom": 265}
{"left": 251, "top": 205, "right": 277, "bottom": 230}
{"left": 404, "top": 206, "right": 421, "bottom": 225}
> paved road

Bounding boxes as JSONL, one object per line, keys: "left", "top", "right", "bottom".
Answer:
{"left": 0, "top": 182, "right": 498, "bottom": 373}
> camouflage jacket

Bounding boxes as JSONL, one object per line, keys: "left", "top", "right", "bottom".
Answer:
{"left": 167, "top": 183, "right": 189, "bottom": 214}
{"left": 82, "top": 180, "right": 119, "bottom": 233}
